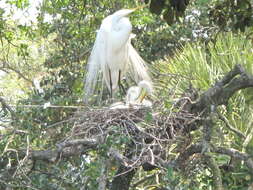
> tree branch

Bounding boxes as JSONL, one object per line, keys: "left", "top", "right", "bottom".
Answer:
{"left": 29, "top": 139, "right": 98, "bottom": 162}
{"left": 98, "top": 158, "right": 109, "bottom": 190}
{"left": 108, "top": 148, "right": 133, "bottom": 167}
{"left": 192, "top": 64, "right": 253, "bottom": 114}
{"left": 214, "top": 146, "right": 253, "bottom": 173}
{"left": 0, "top": 63, "right": 34, "bottom": 85}
{"left": 0, "top": 96, "right": 16, "bottom": 119}
{"left": 111, "top": 142, "right": 137, "bottom": 190}
{"left": 131, "top": 173, "right": 157, "bottom": 188}
{"left": 217, "top": 110, "right": 246, "bottom": 139}
{"left": 167, "top": 143, "right": 253, "bottom": 173}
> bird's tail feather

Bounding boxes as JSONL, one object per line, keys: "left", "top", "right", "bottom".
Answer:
{"left": 128, "top": 43, "right": 153, "bottom": 91}
{"left": 83, "top": 61, "right": 100, "bottom": 104}
{"left": 83, "top": 46, "right": 101, "bottom": 104}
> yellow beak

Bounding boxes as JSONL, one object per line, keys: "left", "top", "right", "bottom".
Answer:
{"left": 138, "top": 89, "right": 147, "bottom": 103}
{"left": 131, "top": 4, "right": 148, "bottom": 12}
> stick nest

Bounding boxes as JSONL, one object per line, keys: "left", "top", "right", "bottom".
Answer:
{"left": 64, "top": 103, "right": 202, "bottom": 171}
{"left": 71, "top": 105, "right": 199, "bottom": 145}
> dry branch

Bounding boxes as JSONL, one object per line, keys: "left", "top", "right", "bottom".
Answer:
{"left": 29, "top": 139, "right": 98, "bottom": 162}
{"left": 167, "top": 143, "right": 253, "bottom": 172}
{"left": 0, "top": 96, "right": 16, "bottom": 118}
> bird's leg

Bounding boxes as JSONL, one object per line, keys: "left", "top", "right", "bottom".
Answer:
{"left": 119, "top": 83, "right": 126, "bottom": 96}
{"left": 118, "top": 70, "right": 126, "bottom": 97}
{"left": 109, "top": 68, "right": 113, "bottom": 98}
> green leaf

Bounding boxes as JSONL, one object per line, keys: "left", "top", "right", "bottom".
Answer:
{"left": 145, "top": 111, "right": 153, "bottom": 122}
{"left": 166, "top": 166, "right": 174, "bottom": 180}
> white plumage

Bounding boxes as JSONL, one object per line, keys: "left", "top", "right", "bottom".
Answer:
{"left": 84, "top": 8, "right": 152, "bottom": 103}
{"left": 126, "top": 80, "right": 152, "bottom": 106}
{"left": 109, "top": 80, "right": 153, "bottom": 109}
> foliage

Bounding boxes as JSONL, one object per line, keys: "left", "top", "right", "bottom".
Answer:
{"left": 147, "top": 0, "right": 253, "bottom": 32}
{"left": 154, "top": 31, "right": 253, "bottom": 189}
{"left": 0, "top": 0, "right": 253, "bottom": 189}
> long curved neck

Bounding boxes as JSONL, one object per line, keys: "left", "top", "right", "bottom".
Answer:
{"left": 110, "top": 15, "right": 132, "bottom": 51}
{"left": 111, "top": 14, "right": 123, "bottom": 26}
{"left": 111, "top": 9, "right": 134, "bottom": 23}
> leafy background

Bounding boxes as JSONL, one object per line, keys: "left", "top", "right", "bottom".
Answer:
{"left": 0, "top": 0, "right": 253, "bottom": 189}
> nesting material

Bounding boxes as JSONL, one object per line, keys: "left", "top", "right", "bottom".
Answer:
{"left": 71, "top": 106, "right": 150, "bottom": 139}
{"left": 65, "top": 105, "right": 201, "bottom": 170}
{"left": 69, "top": 105, "right": 199, "bottom": 143}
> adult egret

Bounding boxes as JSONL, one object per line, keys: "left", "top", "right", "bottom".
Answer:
{"left": 109, "top": 80, "right": 152, "bottom": 109}
{"left": 84, "top": 7, "right": 152, "bottom": 103}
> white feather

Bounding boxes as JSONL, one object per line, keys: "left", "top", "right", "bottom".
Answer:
{"left": 128, "top": 43, "right": 152, "bottom": 84}
{"left": 126, "top": 80, "right": 152, "bottom": 107}
{"left": 83, "top": 9, "right": 152, "bottom": 103}
{"left": 83, "top": 29, "right": 106, "bottom": 103}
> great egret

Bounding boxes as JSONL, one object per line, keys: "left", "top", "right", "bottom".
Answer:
{"left": 110, "top": 80, "right": 152, "bottom": 109}
{"left": 84, "top": 7, "right": 152, "bottom": 103}
{"left": 126, "top": 80, "right": 152, "bottom": 106}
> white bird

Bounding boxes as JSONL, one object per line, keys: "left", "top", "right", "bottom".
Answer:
{"left": 109, "top": 80, "right": 152, "bottom": 109}
{"left": 109, "top": 101, "right": 129, "bottom": 109}
{"left": 126, "top": 80, "right": 152, "bottom": 107}
{"left": 84, "top": 7, "right": 152, "bottom": 103}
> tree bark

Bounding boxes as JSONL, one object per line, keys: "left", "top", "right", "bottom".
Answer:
{"left": 110, "top": 165, "right": 136, "bottom": 190}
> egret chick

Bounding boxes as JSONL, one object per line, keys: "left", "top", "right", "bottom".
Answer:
{"left": 126, "top": 80, "right": 153, "bottom": 107}
{"left": 109, "top": 80, "right": 152, "bottom": 109}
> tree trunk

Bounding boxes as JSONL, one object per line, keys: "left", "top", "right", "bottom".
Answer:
{"left": 110, "top": 165, "right": 136, "bottom": 190}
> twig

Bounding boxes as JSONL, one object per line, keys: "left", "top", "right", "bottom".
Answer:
{"left": 13, "top": 135, "right": 30, "bottom": 178}
{"left": 131, "top": 172, "right": 158, "bottom": 188}
{"left": 0, "top": 62, "right": 34, "bottom": 85}
{"left": 217, "top": 111, "right": 246, "bottom": 139}
{"left": 9, "top": 104, "right": 86, "bottom": 109}
{"left": 0, "top": 96, "right": 16, "bottom": 118}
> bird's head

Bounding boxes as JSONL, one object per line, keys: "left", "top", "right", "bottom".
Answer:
{"left": 137, "top": 80, "right": 153, "bottom": 103}
{"left": 112, "top": 5, "right": 147, "bottom": 19}
{"left": 113, "top": 9, "right": 135, "bottom": 18}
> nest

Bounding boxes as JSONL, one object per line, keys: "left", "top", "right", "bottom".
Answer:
{"left": 69, "top": 76, "right": 202, "bottom": 144}
{"left": 66, "top": 105, "right": 201, "bottom": 170}
{"left": 70, "top": 107, "right": 149, "bottom": 138}
{"left": 70, "top": 105, "right": 199, "bottom": 138}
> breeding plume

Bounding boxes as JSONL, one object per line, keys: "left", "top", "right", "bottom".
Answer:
{"left": 84, "top": 7, "right": 152, "bottom": 103}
